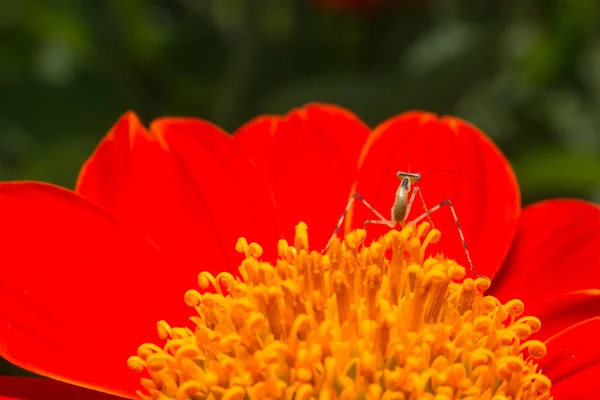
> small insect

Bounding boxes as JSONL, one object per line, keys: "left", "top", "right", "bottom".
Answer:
{"left": 323, "top": 170, "right": 484, "bottom": 278}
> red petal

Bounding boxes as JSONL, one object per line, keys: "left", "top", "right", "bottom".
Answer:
{"left": 490, "top": 200, "right": 600, "bottom": 340}
{"left": 529, "top": 291, "right": 600, "bottom": 343}
{"left": 0, "top": 376, "right": 123, "bottom": 400}
{"left": 234, "top": 103, "right": 370, "bottom": 249}
{"left": 231, "top": 116, "right": 274, "bottom": 180}
{"left": 0, "top": 182, "right": 193, "bottom": 397}
{"left": 538, "top": 317, "right": 600, "bottom": 396}
{"left": 550, "top": 362, "right": 600, "bottom": 399}
{"left": 350, "top": 113, "right": 520, "bottom": 278}
{"left": 76, "top": 112, "right": 281, "bottom": 272}
{"left": 148, "top": 117, "right": 283, "bottom": 262}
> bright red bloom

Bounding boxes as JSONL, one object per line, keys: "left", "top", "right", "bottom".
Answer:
{"left": 0, "top": 104, "right": 598, "bottom": 399}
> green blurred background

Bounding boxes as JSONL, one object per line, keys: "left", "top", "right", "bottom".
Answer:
{"left": 1, "top": 0, "right": 599, "bottom": 376}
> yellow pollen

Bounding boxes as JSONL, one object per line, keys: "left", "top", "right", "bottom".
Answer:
{"left": 128, "top": 222, "right": 553, "bottom": 400}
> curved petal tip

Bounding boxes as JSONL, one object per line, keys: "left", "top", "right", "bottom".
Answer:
{"left": 351, "top": 112, "right": 520, "bottom": 278}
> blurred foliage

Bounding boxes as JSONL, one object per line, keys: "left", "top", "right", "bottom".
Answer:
{"left": 0, "top": 0, "right": 600, "bottom": 376}
{"left": 1, "top": 0, "right": 600, "bottom": 202}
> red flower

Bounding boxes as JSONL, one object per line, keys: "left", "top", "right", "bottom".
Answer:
{"left": 0, "top": 104, "right": 598, "bottom": 399}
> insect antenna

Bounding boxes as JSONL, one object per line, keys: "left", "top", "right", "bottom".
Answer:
{"left": 417, "top": 168, "right": 475, "bottom": 180}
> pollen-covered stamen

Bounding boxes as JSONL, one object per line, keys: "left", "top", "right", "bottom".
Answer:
{"left": 129, "top": 222, "right": 553, "bottom": 400}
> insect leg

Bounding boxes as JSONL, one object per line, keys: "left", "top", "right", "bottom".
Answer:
{"left": 323, "top": 193, "right": 392, "bottom": 254}
{"left": 406, "top": 199, "right": 483, "bottom": 278}
{"left": 404, "top": 186, "right": 435, "bottom": 228}
{"left": 364, "top": 219, "right": 393, "bottom": 227}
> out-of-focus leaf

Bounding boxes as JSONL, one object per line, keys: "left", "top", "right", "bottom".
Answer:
{"left": 8, "top": 138, "right": 97, "bottom": 188}
{"left": 248, "top": 21, "right": 502, "bottom": 124}
{"left": 578, "top": 41, "right": 600, "bottom": 103}
{"left": 259, "top": 0, "right": 294, "bottom": 41}
{"left": 403, "top": 21, "right": 477, "bottom": 75}
{"left": 35, "top": 39, "right": 77, "bottom": 85}
{"left": 106, "top": 0, "right": 172, "bottom": 61}
{"left": 0, "top": 0, "right": 599, "bottom": 208}
{"left": 209, "top": 0, "right": 245, "bottom": 34}
{"left": 23, "top": 0, "right": 91, "bottom": 53}
{"left": 513, "top": 148, "right": 600, "bottom": 194}
{"left": 517, "top": 0, "right": 599, "bottom": 85}
{"left": 541, "top": 88, "right": 600, "bottom": 156}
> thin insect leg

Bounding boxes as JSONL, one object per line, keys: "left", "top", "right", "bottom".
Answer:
{"left": 404, "top": 186, "right": 435, "bottom": 228}
{"left": 364, "top": 219, "right": 392, "bottom": 227}
{"left": 323, "top": 193, "right": 392, "bottom": 254}
{"left": 406, "top": 199, "right": 483, "bottom": 278}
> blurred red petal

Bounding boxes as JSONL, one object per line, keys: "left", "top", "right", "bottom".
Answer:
{"left": 234, "top": 103, "right": 369, "bottom": 249}
{"left": 538, "top": 317, "right": 600, "bottom": 396}
{"left": 76, "top": 112, "right": 281, "bottom": 272}
{"left": 350, "top": 113, "right": 520, "bottom": 278}
{"left": 528, "top": 291, "right": 600, "bottom": 342}
{"left": 491, "top": 200, "right": 600, "bottom": 339}
{"left": 0, "top": 182, "right": 194, "bottom": 397}
{"left": 149, "top": 117, "right": 283, "bottom": 262}
{"left": 231, "top": 116, "right": 273, "bottom": 178}
{"left": 550, "top": 362, "right": 600, "bottom": 399}
{"left": 76, "top": 112, "right": 148, "bottom": 210}
{"left": 0, "top": 376, "right": 124, "bottom": 400}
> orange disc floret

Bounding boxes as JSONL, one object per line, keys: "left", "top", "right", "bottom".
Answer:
{"left": 128, "top": 222, "right": 552, "bottom": 400}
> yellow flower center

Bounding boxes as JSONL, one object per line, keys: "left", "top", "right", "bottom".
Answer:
{"left": 127, "top": 222, "right": 552, "bottom": 400}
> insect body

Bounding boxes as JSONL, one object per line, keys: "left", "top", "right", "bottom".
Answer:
{"left": 323, "top": 171, "right": 483, "bottom": 278}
